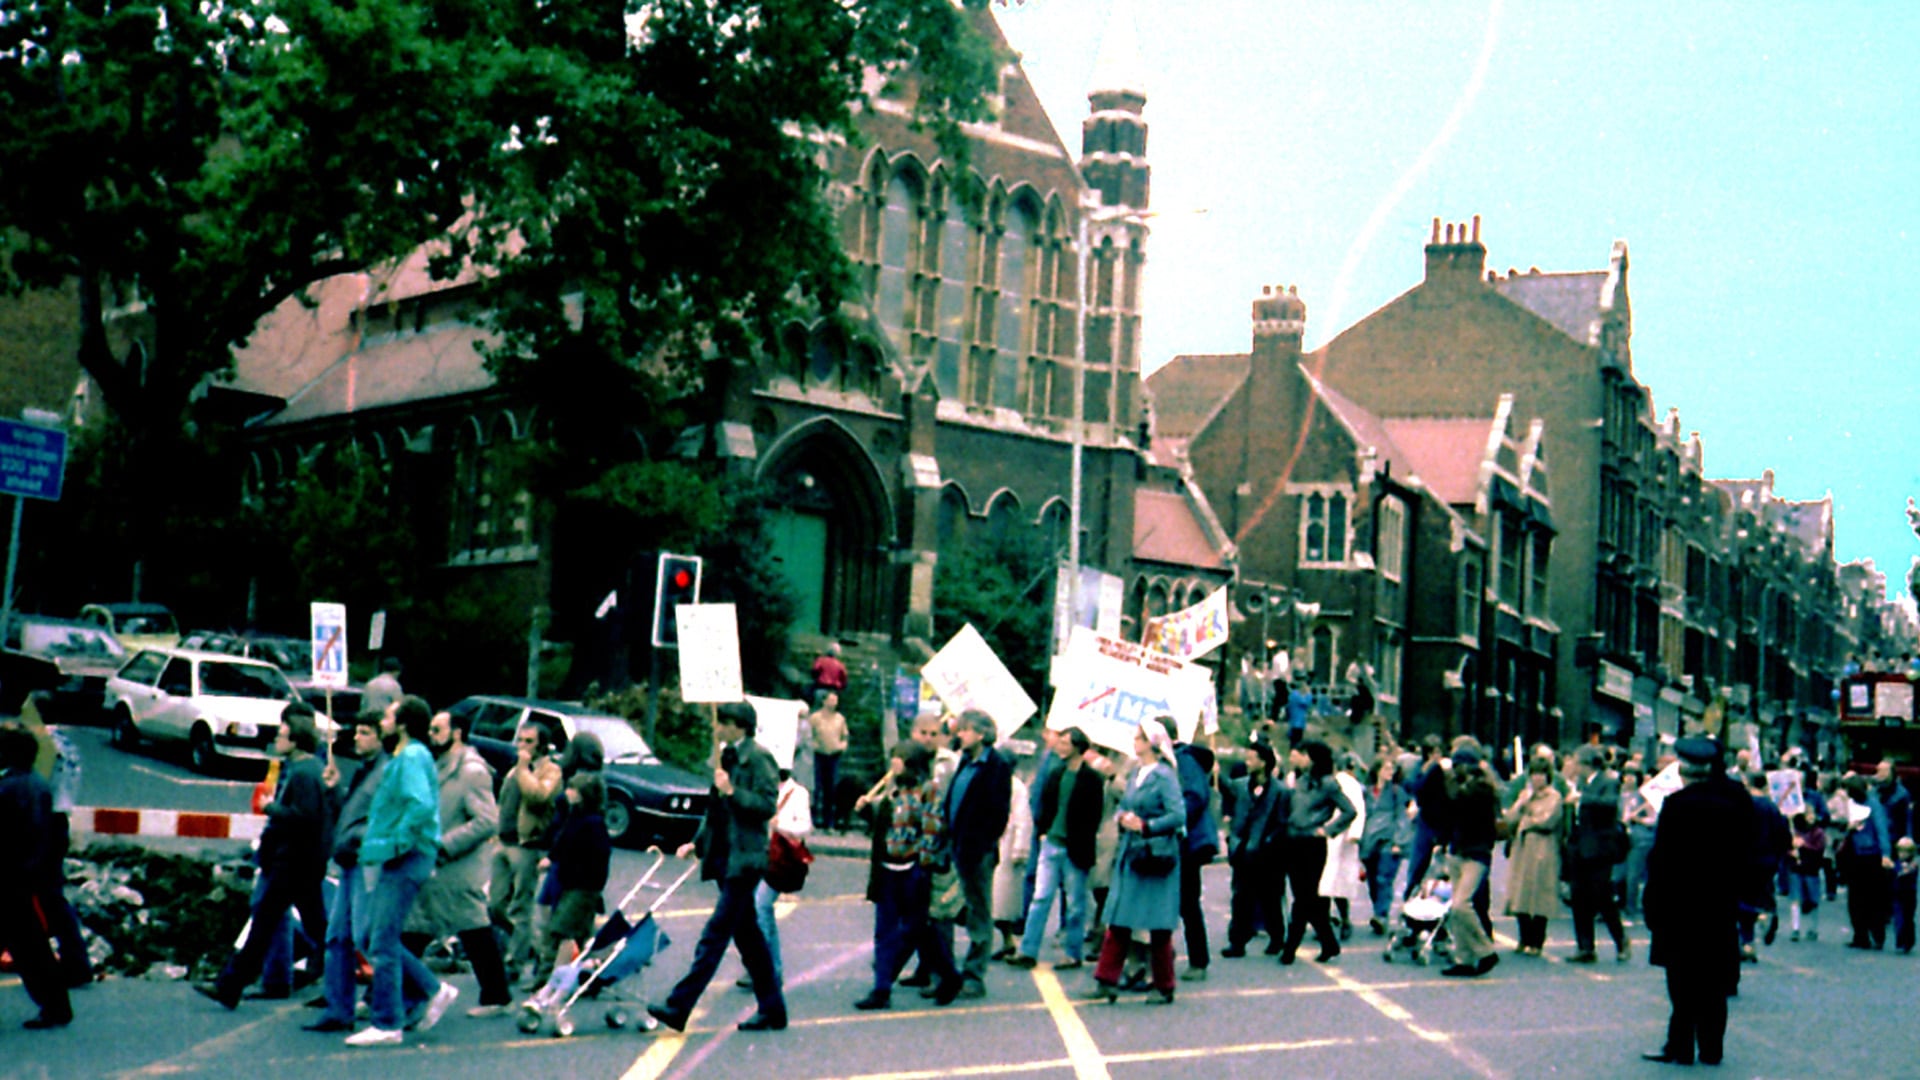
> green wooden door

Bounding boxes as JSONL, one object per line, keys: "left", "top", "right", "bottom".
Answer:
{"left": 769, "top": 509, "right": 829, "bottom": 633}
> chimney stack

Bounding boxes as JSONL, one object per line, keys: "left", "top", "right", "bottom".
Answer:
{"left": 1424, "top": 214, "right": 1488, "bottom": 289}
{"left": 1252, "top": 283, "right": 1307, "bottom": 355}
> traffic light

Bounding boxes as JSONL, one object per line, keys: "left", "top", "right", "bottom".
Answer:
{"left": 652, "top": 552, "right": 703, "bottom": 648}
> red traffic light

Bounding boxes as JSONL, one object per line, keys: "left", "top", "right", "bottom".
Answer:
{"left": 672, "top": 569, "right": 692, "bottom": 589}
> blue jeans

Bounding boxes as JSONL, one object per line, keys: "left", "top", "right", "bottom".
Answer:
{"left": 365, "top": 850, "right": 442, "bottom": 1031}
{"left": 662, "top": 874, "right": 786, "bottom": 1022}
{"left": 1019, "top": 838, "right": 1087, "bottom": 962}
{"left": 753, "top": 879, "right": 784, "bottom": 984}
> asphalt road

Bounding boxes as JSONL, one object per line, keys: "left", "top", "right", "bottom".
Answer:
{"left": 12, "top": 731, "right": 1919, "bottom": 1079}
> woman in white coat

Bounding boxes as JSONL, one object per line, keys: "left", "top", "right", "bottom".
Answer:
{"left": 991, "top": 774, "right": 1034, "bottom": 959}
{"left": 1317, "top": 754, "right": 1369, "bottom": 941}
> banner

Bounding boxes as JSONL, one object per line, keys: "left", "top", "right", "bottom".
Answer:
{"left": 921, "top": 624, "right": 1038, "bottom": 730}
{"left": 1046, "top": 626, "right": 1213, "bottom": 752}
{"left": 1142, "top": 586, "right": 1230, "bottom": 661}
{"left": 675, "top": 603, "right": 743, "bottom": 704}
{"left": 747, "top": 695, "right": 807, "bottom": 771}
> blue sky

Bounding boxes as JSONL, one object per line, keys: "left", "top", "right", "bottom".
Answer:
{"left": 996, "top": 0, "right": 1920, "bottom": 601}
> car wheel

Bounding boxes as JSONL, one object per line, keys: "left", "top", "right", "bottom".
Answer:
{"left": 603, "top": 794, "right": 633, "bottom": 845}
{"left": 189, "top": 724, "right": 219, "bottom": 774}
{"left": 113, "top": 707, "right": 142, "bottom": 751}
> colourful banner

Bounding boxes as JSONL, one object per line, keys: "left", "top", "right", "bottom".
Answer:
{"left": 1143, "top": 586, "right": 1229, "bottom": 661}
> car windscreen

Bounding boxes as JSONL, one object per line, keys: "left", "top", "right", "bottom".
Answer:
{"left": 200, "top": 660, "right": 294, "bottom": 700}
{"left": 572, "top": 716, "right": 656, "bottom": 764}
{"left": 121, "top": 613, "right": 180, "bottom": 636}
{"left": 23, "top": 624, "right": 127, "bottom": 660}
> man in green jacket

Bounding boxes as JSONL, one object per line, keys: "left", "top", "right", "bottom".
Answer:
{"left": 345, "top": 696, "right": 455, "bottom": 1047}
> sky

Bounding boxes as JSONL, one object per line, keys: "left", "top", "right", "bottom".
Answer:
{"left": 995, "top": 0, "right": 1920, "bottom": 601}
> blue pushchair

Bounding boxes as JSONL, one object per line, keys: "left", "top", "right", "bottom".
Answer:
{"left": 518, "top": 850, "right": 700, "bottom": 1038}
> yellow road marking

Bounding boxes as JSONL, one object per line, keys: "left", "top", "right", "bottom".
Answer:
{"left": 1031, "top": 965, "right": 1111, "bottom": 1080}
{"left": 1315, "top": 963, "right": 1507, "bottom": 1080}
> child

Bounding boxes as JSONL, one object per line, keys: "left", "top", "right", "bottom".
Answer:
{"left": 533, "top": 773, "right": 612, "bottom": 984}
{"left": 1893, "top": 837, "right": 1918, "bottom": 955}
{"left": 1786, "top": 810, "right": 1826, "bottom": 942}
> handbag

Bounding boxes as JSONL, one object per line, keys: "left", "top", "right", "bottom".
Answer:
{"left": 765, "top": 788, "right": 814, "bottom": 894}
{"left": 928, "top": 865, "right": 965, "bottom": 920}
{"left": 1129, "top": 832, "right": 1179, "bottom": 877}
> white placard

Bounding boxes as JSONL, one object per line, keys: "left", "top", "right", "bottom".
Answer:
{"left": 675, "top": 603, "right": 743, "bottom": 704}
{"left": 1143, "top": 586, "right": 1230, "bottom": 661}
{"left": 1640, "top": 762, "right": 1685, "bottom": 816}
{"left": 309, "top": 602, "right": 348, "bottom": 689}
{"left": 921, "top": 624, "right": 1038, "bottom": 730}
{"left": 746, "top": 695, "right": 808, "bottom": 771}
{"left": 1767, "top": 769, "right": 1806, "bottom": 817}
{"left": 367, "top": 610, "right": 387, "bottom": 652}
{"left": 1045, "top": 626, "right": 1213, "bottom": 752}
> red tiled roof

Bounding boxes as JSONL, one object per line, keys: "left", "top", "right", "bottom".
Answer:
{"left": 264, "top": 322, "right": 497, "bottom": 426}
{"left": 1134, "top": 488, "right": 1227, "bottom": 570}
{"left": 1381, "top": 417, "right": 1496, "bottom": 505}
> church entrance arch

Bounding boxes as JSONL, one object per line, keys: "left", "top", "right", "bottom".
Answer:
{"left": 759, "top": 420, "right": 894, "bottom": 636}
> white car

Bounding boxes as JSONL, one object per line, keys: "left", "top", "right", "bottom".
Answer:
{"left": 107, "top": 647, "right": 323, "bottom": 772}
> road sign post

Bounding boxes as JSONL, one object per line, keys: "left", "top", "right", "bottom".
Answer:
{"left": 0, "top": 415, "right": 69, "bottom": 646}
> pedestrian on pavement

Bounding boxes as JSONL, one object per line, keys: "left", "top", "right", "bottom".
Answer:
{"left": 1565, "top": 745, "right": 1630, "bottom": 963}
{"left": 1840, "top": 774, "right": 1892, "bottom": 949}
{"left": 403, "top": 709, "right": 512, "bottom": 1017}
{"left": 1012, "top": 727, "right": 1104, "bottom": 970}
{"left": 1501, "top": 757, "right": 1562, "bottom": 957}
{"left": 853, "top": 741, "right": 957, "bottom": 1010}
{"left": 1785, "top": 809, "right": 1826, "bottom": 942}
{"left": 0, "top": 723, "right": 72, "bottom": 1030}
{"left": 360, "top": 657, "right": 404, "bottom": 719}
{"left": 1738, "top": 769, "right": 1791, "bottom": 962}
{"left": 489, "top": 719, "right": 562, "bottom": 981}
{"left": 1172, "top": 736, "right": 1219, "bottom": 982}
{"left": 1438, "top": 744, "right": 1502, "bottom": 978}
{"left": 1642, "top": 736, "right": 1753, "bottom": 1068}
{"left": 1277, "top": 739, "right": 1356, "bottom": 965}
{"left": 199, "top": 703, "right": 333, "bottom": 1010}
{"left": 1086, "top": 719, "right": 1185, "bottom": 1005}
{"left": 1359, "top": 757, "right": 1409, "bottom": 935}
{"left": 1320, "top": 753, "right": 1368, "bottom": 943}
{"left": 306, "top": 712, "right": 398, "bottom": 1033}
{"left": 808, "top": 692, "right": 849, "bottom": 832}
{"left": 809, "top": 642, "right": 848, "bottom": 710}
{"left": 649, "top": 702, "right": 788, "bottom": 1034}
{"left": 1220, "top": 741, "right": 1289, "bottom": 957}
{"left": 532, "top": 773, "right": 612, "bottom": 982}
{"left": 936, "top": 710, "right": 1012, "bottom": 1000}
{"left": 347, "top": 696, "right": 458, "bottom": 1047}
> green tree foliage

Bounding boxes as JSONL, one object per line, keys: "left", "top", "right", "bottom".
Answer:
{"left": 932, "top": 529, "right": 1053, "bottom": 704}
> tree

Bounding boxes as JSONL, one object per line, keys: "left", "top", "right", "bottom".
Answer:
{"left": 932, "top": 529, "right": 1053, "bottom": 703}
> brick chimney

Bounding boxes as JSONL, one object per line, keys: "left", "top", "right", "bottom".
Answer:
{"left": 1252, "top": 284, "right": 1305, "bottom": 355}
{"left": 1424, "top": 215, "right": 1487, "bottom": 289}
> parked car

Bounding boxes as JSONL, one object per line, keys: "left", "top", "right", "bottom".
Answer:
{"left": 0, "top": 615, "right": 127, "bottom": 720}
{"left": 79, "top": 603, "right": 182, "bottom": 651}
{"left": 446, "top": 695, "right": 708, "bottom": 848}
{"left": 107, "top": 646, "right": 328, "bottom": 773}
{"left": 178, "top": 629, "right": 365, "bottom": 723}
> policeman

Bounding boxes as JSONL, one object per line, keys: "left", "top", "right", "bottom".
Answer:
{"left": 1641, "top": 736, "right": 1754, "bottom": 1067}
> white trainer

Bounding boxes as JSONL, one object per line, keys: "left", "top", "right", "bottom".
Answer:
{"left": 417, "top": 983, "right": 460, "bottom": 1033}
{"left": 345, "top": 1026, "right": 404, "bottom": 1048}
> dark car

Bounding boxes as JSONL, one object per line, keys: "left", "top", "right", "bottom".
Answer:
{"left": 447, "top": 695, "right": 708, "bottom": 848}
{"left": 0, "top": 615, "right": 128, "bottom": 719}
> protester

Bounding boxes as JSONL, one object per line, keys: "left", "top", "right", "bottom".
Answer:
{"left": 1359, "top": 757, "right": 1409, "bottom": 935}
{"left": 1439, "top": 745, "right": 1501, "bottom": 978}
{"left": 1086, "top": 719, "right": 1185, "bottom": 1005}
{"left": 1642, "top": 737, "right": 1753, "bottom": 1067}
{"left": 1278, "top": 739, "right": 1356, "bottom": 965}
{"left": 938, "top": 710, "right": 1013, "bottom": 999}
{"left": 1786, "top": 809, "right": 1827, "bottom": 942}
{"left": 1172, "top": 736, "right": 1220, "bottom": 982}
{"left": 347, "top": 696, "right": 458, "bottom": 1047}
{"left": 0, "top": 723, "right": 72, "bottom": 1030}
{"left": 1875, "top": 761, "right": 1913, "bottom": 844}
{"left": 490, "top": 720, "right": 563, "bottom": 982}
{"left": 1501, "top": 758, "right": 1562, "bottom": 957}
{"left": 1840, "top": 774, "right": 1892, "bottom": 950}
{"left": 854, "top": 741, "right": 957, "bottom": 1010}
{"left": 1320, "top": 753, "right": 1368, "bottom": 942}
{"left": 808, "top": 692, "right": 849, "bottom": 832}
{"left": 1221, "top": 741, "right": 1289, "bottom": 957}
{"left": 1403, "top": 736, "right": 1450, "bottom": 903}
{"left": 1013, "top": 730, "right": 1065, "bottom": 959}
{"left": 404, "top": 709, "right": 511, "bottom": 1017}
{"left": 1618, "top": 764, "right": 1657, "bottom": 918}
{"left": 199, "top": 703, "right": 333, "bottom": 1010}
{"left": 991, "top": 769, "right": 1034, "bottom": 965}
{"left": 533, "top": 773, "right": 612, "bottom": 984}
{"left": 1739, "top": 769, "right": 1791, "bottom": 962}
{"left": 307, "top": 713, "right": 389, "bottom": 1033}
{"left": 649, "top": 703, "right": 787, "bottom": 1034}
{"left": 1892, "top": 836, "right": 1918, "bottom": 955}
{"left": 360, "top": 657, "right": 405, "bottom": 718}
{"left": 1565, "top": 745, "right": 1629, "bottom": 963}
{"left": 743, "top": 767, "right": 813, "bottom": 990}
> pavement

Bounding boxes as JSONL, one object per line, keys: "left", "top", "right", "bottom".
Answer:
{"left": 10, "top": 723, "right": 1918, "bottom": 1079}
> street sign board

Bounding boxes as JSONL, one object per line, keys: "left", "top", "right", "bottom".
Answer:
{"left": 310, "top": 602, "right": 349, "bottom": 689}
{"left": 0, "top": 418, "right": 67, "bottom": 501}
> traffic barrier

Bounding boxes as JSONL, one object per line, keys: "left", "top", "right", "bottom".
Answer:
{"left": 70, "top": 806, "right": 266, "bottom": 842}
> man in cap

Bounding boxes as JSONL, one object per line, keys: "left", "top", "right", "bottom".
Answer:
{"left": 1641, "top": 737, "right": 1754, "bottom": 1067}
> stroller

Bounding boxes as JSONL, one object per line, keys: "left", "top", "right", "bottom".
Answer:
{"left": 518, "top": 850, "right": 701, "bottom": 1038}
{"left": 1382, "top": 857, "right": 1453, "bottom": 966}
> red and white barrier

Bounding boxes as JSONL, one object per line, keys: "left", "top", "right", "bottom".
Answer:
{"left": 70, "top": 806, "right": 266, "bottom": 842}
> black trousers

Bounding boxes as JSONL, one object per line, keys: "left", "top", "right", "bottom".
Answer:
{"left": 1845, "top": 852, "right": 1889, "bottom": 947}
{"left": 1179, "top": 848, "right": 1210, "bottom": 969}
{"left": 0, "top": 889, "right": 70, "bottom": 1022}
{"left": 1569, "top": 863, "right": 1626, "bottom": 953}
{"left": 1515, "top": 913, "right": 1549, "bottom": 949}
{"left": 216, "top": 865, "right": 328, "bottom": 998}
{"left": 1662, "top": 964, "right": 1728, "bottom": 1064}
{"left": 663, "top": 873, "right": 786, "bottom": 1021}
{"left": 1282, "top": 836, "right": 1335, "bottom": 956}
{"left": 1225, "top": 855, "right": 1287, "bottom": 951}
{"left": 402, "top": 925, "right": 513, "bottom": 1007}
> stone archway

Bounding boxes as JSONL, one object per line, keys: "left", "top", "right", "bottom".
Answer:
{"left": 758, "top": 420, "right": 895, "bottom": 635}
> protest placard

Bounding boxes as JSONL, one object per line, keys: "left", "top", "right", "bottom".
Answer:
{"left": 1767, "top": 768, "right": 1806, "bottom": 817}
{"left": 1046, "top": 626, "right": 1213, "bottom": 751}
{"left": 1640, "top": 762, "right": 1685, "bottom": 815}
{"left": 675, "top": 603, "right": 744, "bottom": 703}
{"left": 1143, "top": 586, "right": 1230, "bottom": 661}
{"left": 921, "top": 624, "right": 1038, "bottom": 730}
{"left": 747, "top": 695, "right": 807, "bottom": 771}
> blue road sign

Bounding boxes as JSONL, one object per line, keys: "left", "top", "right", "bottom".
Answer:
{"left": 0, "top": 418, "right": 67, "bottom": 501}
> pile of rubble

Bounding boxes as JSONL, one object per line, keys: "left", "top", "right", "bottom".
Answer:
{"left": 65, "top": 843, "right": 253, "bottom": 980}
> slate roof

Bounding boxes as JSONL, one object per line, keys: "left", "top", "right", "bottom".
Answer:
{"left": 1133, "top": 487, "right": 1227, "bottom": 570}
{"left": 1493, "top": 270, "right": 1608, "bottom": 346}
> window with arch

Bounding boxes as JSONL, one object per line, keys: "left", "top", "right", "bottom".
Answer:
{"left": 991, "top": 201, "right": 1034, "bottom": 410}
{"left": 985, "top": 491, "right": 1022, "bottom": 541}
{"left": 929, "top": 187, "right": 973, "bottom": 399}
{"left": 1038, "top": 500, "right": 1070, "bottom": 554}
{"left": 937, "top": 485, "right": 969, "bottom": 554}
{"left": 1300, "top": 487, "right": 1351, "bottom": 565}
{"left": 875, "top": 172, "right": 918, "bottom": 357}
{"left": 450, "top": 421, "right": 536, "bottom": 562}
